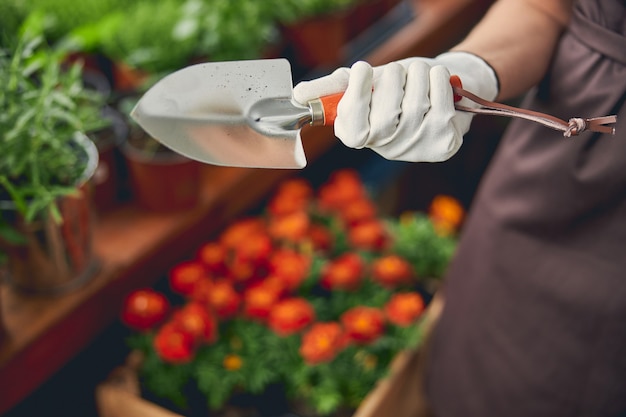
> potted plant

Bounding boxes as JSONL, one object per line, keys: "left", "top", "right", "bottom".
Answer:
{"left": 115, "top": 96, "right": 202, "bottom": 213}
{"left": 113, "top": 170, "right": 463, "bottom": 416}
{"left": 277, "top": 0, "right": 361, "bottom": 68}
{"left": 0, "top": 32, "right": 109, "bottom": 294}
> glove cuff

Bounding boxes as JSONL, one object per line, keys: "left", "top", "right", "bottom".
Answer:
{"left": 434, "top": 51, "right": 499, "bottom": 103}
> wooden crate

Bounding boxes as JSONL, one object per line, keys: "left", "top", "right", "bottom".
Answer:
{"left": 96, "top": 295, "right": 443, "bottom": 417}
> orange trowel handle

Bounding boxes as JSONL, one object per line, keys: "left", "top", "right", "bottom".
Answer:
{"left": 315, "top": 75, "right": 464, "bottom": 126}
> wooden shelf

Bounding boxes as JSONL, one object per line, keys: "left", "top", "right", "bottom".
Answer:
{"left": 0, "top": 1, "right": 491, "bottom": 414}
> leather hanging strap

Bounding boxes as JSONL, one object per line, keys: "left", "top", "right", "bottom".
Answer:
{"left": 453, "top": 86, "right": 617, "bottom": 137}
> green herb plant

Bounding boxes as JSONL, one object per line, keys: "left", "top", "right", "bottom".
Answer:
{"left": 0, "top": 31, "right": 108, "bottom": 228}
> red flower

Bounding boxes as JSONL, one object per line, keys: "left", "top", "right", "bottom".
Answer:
{"left": 197, "top": 242, "right": 228, "bottom": 276}
{"left": 268, "top": 210, "right": 310, "bottom": 242}
{"left": 348, "top": 219, "right": 389, "bottom": 252}
{"left": 385, "top": 292, "right": 425, "bottom": 327}
{"left": 188, "top": 277, "right": 214, "bottom": 304}
{"left": 268, "top": 178, "right": 313, "bottom": 216}
{"left": 299, "top": 322, "right": 347, "bottom": 365}
{"left": 269, "top": 248, "right": 311, "bottom": 291}
{"left": 220, "top": 218, "right": 266, "bottom": 250}
{"left": 121, "top": 289, "right": 170, "bottom": 331}
{"left": 341, "top": 306, "right": 385, "bottom": 345}
{"left": 318, "top": 169, "right": 367, "bottom": 211}
{"left": 339, "top": 198, "right": 377, "bottom": 226}
{"left": 207, "top": 280, "right": 241, "bottom": 319}
{"left": 321, "top": 253, "right": 364, "bottom": 291}
{"left": 229, "top": 254, "right": 265, "bottom": 284}
{"left": 173, "top": 302, "right": 218, "bottom": 344}
{"left": 268, "top": 297, "right": 316, "bottom": 336}
{"left": 154, "top": 321, "right": 195, "bottom": 364}
{"left": 233, "top": 233, "right": 273, "bottom": 265}
{"left": 243, "top": 282, "right": 282, "bottom": 321}
{"left": 169, "top": 261, "right": 208, "bottom": 296}
{"left": 371, "top": 255, "right": 414, "bottom": 288}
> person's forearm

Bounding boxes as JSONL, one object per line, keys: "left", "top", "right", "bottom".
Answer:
{"left": 450, "top": 0, "right": 573, "bottom": 100}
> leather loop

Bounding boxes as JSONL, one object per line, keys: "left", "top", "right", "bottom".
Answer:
{"left": 453, "top": 86, "right": 617, "bottom": 137}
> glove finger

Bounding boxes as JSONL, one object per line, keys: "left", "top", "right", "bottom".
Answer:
{"left": 427, "top": 65, "right": 455, "bottom": 117}
{"left": 367, "top": 62, "right": 406, "bottom": 147}
{"left": 419, "top": 65, "right": 463, "bottom": 160}
{"left": 335, "top": 61, "right": 374, "bottom": 149}
{"left": 292, "top": 67, "right": 350, "bottom": 105}
{"left": 384, "top": 59, "right": 431, "bottom": 149}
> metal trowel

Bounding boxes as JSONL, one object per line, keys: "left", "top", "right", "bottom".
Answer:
{"left": 131, "top": 58, "right": 341, "bottom": 169}
{"left": 131, "top": 58, "right": 617, "bottom": 169}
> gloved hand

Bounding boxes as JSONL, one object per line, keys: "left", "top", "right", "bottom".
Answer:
{"left": 292, "top": 52, "right": 499, "bottom": 162}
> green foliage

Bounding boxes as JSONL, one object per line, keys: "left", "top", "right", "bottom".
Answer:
{"left": 390, "top": 214, "right": 458, "bottom": 279}
{"left": 5, "top": 0, "right": 368, "bottom": 76}
{"left": 21, "top": 0, "right": 127, "bottom": 42}
{"left": 90, "top": 0, "right": 199, "bottom": 75}
{"left": 0, "top": 31, "right": 108, "bottom": 223}
{"left": 0, "top": 0, "right": 29, "bottom": 46}
{"left": 276, "top": 0, "right": 362, "bottom": 23}
{"left": 195, "top": 0, "right": 279, "bottom": 61}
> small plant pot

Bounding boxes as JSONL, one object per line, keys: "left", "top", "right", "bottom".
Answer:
{"left": 121, "top": 128, "right": 202, "bottom": 213}
{"left": 0, "top": 134, "right": 100, "bottom": 295}
{"left": 281, "top": 11, "right": 348, "bottom": 69}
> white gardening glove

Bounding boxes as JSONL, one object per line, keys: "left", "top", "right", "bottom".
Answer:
{"left": 292, "top": 52, "right": 499, "bottom": 162}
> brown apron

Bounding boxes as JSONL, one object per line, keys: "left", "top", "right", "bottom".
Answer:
{"left": 424, "top": 1, "right": 626, "bottom": 416}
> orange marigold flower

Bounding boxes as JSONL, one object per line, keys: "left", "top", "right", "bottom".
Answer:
{"left": 429, "top": 195, "right": 464, "bottom": 235}
{"left": 169, "top": 261, "right": 208, "bottom": 296}
{"left": 318, "top": 169, "right": 367, "bottom": 211}
{"left": 268, "top": 210, "right": 310, "bottom": 242}
{"left": 154, "top": 321, "right": 195, "bottom": 364}
{"left": 243, "top": 282, "right": 282, "bottom": 321}
{"left": 341, "top": 306, "right": 385, "bottom": 345}
{"left": 321, "top": 253, "right": 365, "bottom": 291}
{"left": 262, "top": 274, "right": 288, "bottom": 296}
{"left": 197, "top": 242, "right": 228, "bottom": 276}
{"left": 268, "top": 178, "right": 313, "bottom": 216}
{"left": 233, "top": 233, "right": 273, "bottom": 265}
{"left": 229, "top": 254, "right": 264, "bottom": 284}
{"left": 188, "top": 277, "right": 214, "bottom": 304}
{"left": 268, "top": 297, "right": 316, "bottom": 336}
{"left": 348, "top": 219, "right": 389, "bottom": 252}
{"left": 339, "top": 198, "right": 377, "bottom": 226}
{"left": 269, "top": 248, "right": 311, "bottom": 291}
{"left": 172, "top": 302, "right": 218, "bottom": 344}
{"left": 384, "top": 292, "right": 425, "bottom": 327}
{"left": 299, "top": 322, "right": 347, "bottom": 365}
{"left": 223, "top": 354, "right": 243, "bottom": 371}
{"left": 371, "top": 255, "right": 414, "bottom": 288}
{"left": 207, "top": 280, "right": 241, "bottom": 319}
{"left": 220, "top": 218, "right": 266, "bottom": 250}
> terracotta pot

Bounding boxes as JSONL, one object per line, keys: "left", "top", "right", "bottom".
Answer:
{"left": 113, "top": 61, "right": 150, "bottom": 93}
{"left": 346, "top": 0, "right": 400, "bottom": 39}
{"left": 121, "top": 128, "right": 202, "bottom": 213}
{"left": 281, "top": 11, "right": 348, "bottom": 69}
{"left": 0, "top": 134, "right": 100, "bottom": 294}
